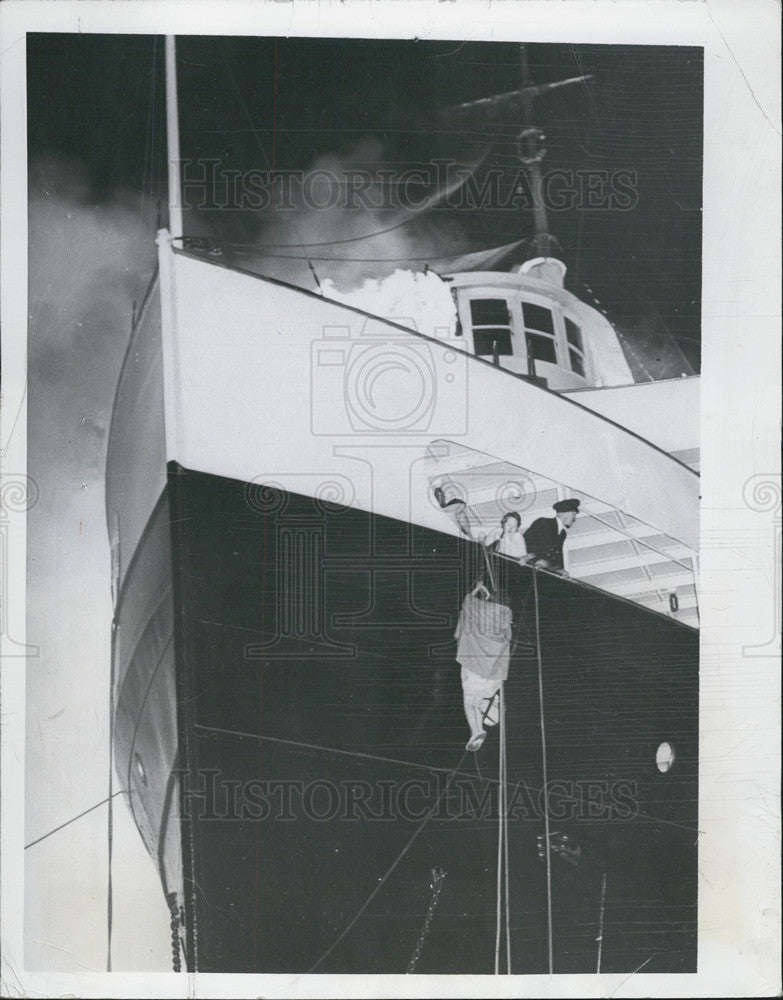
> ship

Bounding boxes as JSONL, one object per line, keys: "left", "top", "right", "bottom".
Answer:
{"left": 106, "top": 38, "right": 700, "bottom": 974}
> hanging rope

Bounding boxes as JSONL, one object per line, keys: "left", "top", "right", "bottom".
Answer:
{"left": 494, "top": 685, "right": 503, "bottom": 974}
{"left": 494, "top": 683, "right": 511, "bottom": 974}
{"left": 533, "top": 571, "right": 554, "bottom": 975}
{"left": 308, "top": 747, "right": 469, "bottom": 973}
{"left": 596, "top": 872, "right": 607, "bottom": 973}
{"left": 503, "top": 687, "right": 511, "bottom": 974}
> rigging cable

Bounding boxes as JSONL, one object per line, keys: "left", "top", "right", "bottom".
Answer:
{"left": 484, "top": 541, "right": 512, "bottom": 975}
{"left": 131, "top": 36, "right": 159, "bottom": 322}
{"left": 619, "top": 275, "right": 696, "bottom": 377}
{"left": 219, "top": 52, "right": 492, "bottom": 272}
{"left": 307, "top": 746, "right": 469, "bottom": 973}
{"left": 588, "top": 293, "right": 656, "bottom": 383}
{"left": 202, "top": 238, "right": 528, "bottom": 263}
{"left": 223, "top": 56, "right": 326, "bottom": 293}
{"left": 209, "top": 187, "right": 495, "bottom": 252}
{"left": 24, "top": 791, "right": 125, "bottom": 851}
{"left": 533, "top": 570, "right": 554, "bottom": 974}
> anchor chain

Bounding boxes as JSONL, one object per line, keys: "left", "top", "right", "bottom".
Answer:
{"left": 406, "top": 867, "right": 447, "bottom": 973}
{"left": 166, "top": 891, "right": 184, "bottom": 972}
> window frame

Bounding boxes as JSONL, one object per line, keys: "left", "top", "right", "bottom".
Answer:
{"left": 521, "top": 299, "right": 559, "bottom": 368}
{"left": 458, "top": 287, "right": 593, "bottom": 384}
{"left": 564, "top": 315, "right": 589, "bottom": 379}
{"left": 469, "top": 297, "right": 515, "bottom": 358}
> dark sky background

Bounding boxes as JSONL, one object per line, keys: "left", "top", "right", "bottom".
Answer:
{"left": 28, "top": 34, "right": 703, "bottom": 373}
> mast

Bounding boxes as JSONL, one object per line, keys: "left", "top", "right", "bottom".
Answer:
{"left": 441, "top": 45, "right": 592, "bottom": 263}
{"left": 165, "top": 36, "right": 184, "bottom": 240}
{"left": 518, "top": 46, "right": 556, "bottom": 259}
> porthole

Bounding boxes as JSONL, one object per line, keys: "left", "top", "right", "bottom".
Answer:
{"left": 656, "top": 741, "right": 676, "bottom": 773}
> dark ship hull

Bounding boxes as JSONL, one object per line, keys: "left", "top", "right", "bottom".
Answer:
{"left": 114, "top": 460, "right": 698, "bottom": 974}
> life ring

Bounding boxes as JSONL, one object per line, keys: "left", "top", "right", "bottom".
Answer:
{"left": 516, "top": 126, "right": 546, "bottom": 165}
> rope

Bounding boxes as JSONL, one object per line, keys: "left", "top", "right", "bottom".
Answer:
{"left": 24, "top": 791, "right": 125, "bottom": 850}
{"left": 596, "top": 872, "right": 607, "bottom": 973}
{"left": 223, "top": 57, "right": 324, "bottom": 293}
{"left": 493, "top": 684, "right": 512, "bottom": 975}
{"left": 481, "top": 539, "right": 497, "bottom": 595}
{"left": 308, "top": 747, "right": 469, "bottom": 972}
{"left": 224, "top": 214, "right": 444, "bottom": 252}
{"left": 226, "top": 150, "right": 492, "bottom": 255}
{"left": 194, "top": 723, "right": 477, "bottom": 779}
{"left": 495, "top": 685, "right": 505, "bottom": 976}
{"left": 503, "top": 686, "right": 511, "bottom": 974}
{"left": 227, "top": 689, "right": 695, "bottom": 835}
{"left": 605, "top": 315, "right": 655, "bottom": 383}
{"left": 533, "top": 571, "right": 554, "bottom": 974}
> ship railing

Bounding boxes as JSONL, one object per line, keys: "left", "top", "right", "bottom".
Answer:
{"left": 430, "top": 448, "right": 699, "bottom": 628}
{"left": 488, "top": 546, "right": 698, "bottom": 631}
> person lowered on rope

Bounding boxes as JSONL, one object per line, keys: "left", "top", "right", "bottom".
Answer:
{"left": 522, "top": 498, "right": 580, "bottom": 576}
{"left": 454, "top": 580, "right": 512, "bottom": 752}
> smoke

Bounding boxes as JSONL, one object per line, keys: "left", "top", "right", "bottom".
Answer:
{"left": 320, "top": 269, "right": 459, "bottom": 341}
{"left": 28, "top": 158, "right": 156, "bottom": 469}
{"left": 235, "top": 139, "right": 471, "bottom": 293}
{"left": 26, "top": 156, "right": 156, "bottom": 847}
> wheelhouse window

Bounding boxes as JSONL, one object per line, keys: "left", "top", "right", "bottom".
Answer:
{"left": 470, "top": 298, "right": 513, "bottom": 356}
{"left": 522, "top": 301, "right": 557, "bottom": 364}
{"left": 565, "top": 317, "right": 586, "bottom": 377}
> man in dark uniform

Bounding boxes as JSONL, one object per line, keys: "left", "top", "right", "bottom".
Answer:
{"left": 523, "top": 498, "right": 580, "bottom": 575}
